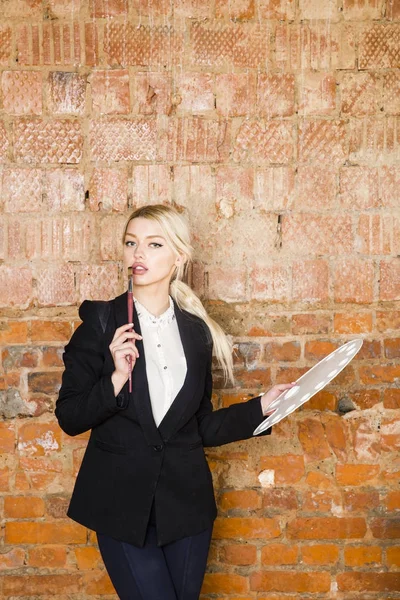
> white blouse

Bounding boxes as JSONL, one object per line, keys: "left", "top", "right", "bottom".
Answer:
{"left": 134, "top": 297, "right": 187, "bottom": 427}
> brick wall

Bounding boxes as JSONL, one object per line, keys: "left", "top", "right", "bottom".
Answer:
{"left": 0, "top": 0, "right": 399, "bottom": 598}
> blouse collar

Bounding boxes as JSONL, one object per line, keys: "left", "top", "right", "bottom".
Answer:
{"left": 134, "top": 296, "right": 175, "bottom": 328}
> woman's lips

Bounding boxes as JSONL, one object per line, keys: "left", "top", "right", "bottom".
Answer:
{"left": 132, "top": 265, "right": 148, "bottom": 274}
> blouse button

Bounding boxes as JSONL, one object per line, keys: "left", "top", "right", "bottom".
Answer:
{"left": 164, "top": 366, "right": 167, "bottom": 370}
{"left": 157, "top": 344, "right": 161, "bottom": 348}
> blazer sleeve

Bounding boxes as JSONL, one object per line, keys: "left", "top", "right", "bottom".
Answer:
{"left": 55, "top": 300, "right": 126, "bottom": 437}
{"left": 196, "top": 349, "right": 272, "bottom": 448}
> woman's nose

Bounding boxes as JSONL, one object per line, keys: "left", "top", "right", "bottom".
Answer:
{"left": 133, "top": 244, "right": 145, "bottom": 259}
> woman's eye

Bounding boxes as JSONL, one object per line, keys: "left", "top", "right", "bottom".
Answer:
{"left": 150, "top": 243, "right": 163, "bottom": 248}
{"left": 125, "top": 241, "right": 136, "bottom": 247}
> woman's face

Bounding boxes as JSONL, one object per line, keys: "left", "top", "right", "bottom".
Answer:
{"left": 123, "top": 217, "right": 182, "bottom": 291}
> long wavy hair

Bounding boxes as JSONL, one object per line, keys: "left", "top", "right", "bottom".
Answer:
{"left": 122, "top": 204, "right": 234, "bottom": 384}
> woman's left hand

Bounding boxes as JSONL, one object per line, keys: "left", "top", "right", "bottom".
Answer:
{"left": 260, "top": 383, "right": 296, "bottom": 416}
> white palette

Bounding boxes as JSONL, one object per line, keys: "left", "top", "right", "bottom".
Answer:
{"left": 253, "top": 339, "right": 363, "bottom": 436}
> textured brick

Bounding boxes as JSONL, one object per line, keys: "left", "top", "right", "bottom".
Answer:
{"left": 359, "top": 24, "right": 400, "bottom": 68}
{"left": 384, "top": 388, "right": 400, "bottom": 409}
{"left": 89, "top": 0, "right": 128, "bottom": 16}
{"left": 302, "top": 489, "right": 341, "bottom": 512}
{"left": 213, "top": 517, "right": 280, "bottom": 539}
{"left": 14, "top": 119, "right": 83, "bottom": 163}
{"left": 100, "top": 215, "right": 127, "bottom": 260}
{"left": 301, "top": 544, "right": 339, "bottom": 565}
{"left": 283, "top": 215, "right": 352, "bottom": 256}
{"left": 233, "top": 120, "right": 293, "bottom": 164}
{"left": 215, "top": 0, "right": 255, "bottom": 19}
{"left": 105, "top": 22, "right": 183, "bottom": 68}
{"left": 339, "top": 167, "right": 379, "bottom": 209}
{"left": 175, "top": 73, "right": 214, "bottom": 115}
{"left": 349, "top": 389, "right": 380, "bottom": 410}
{"left": 371, "top": 518, "right": 400, "bottom": 538}
{"left": 216, "top": 166, "right": 253, "bottom": 218}
{"left": 3, "top": 574, "right": 82, "bottom": 595}
{"left": 275, "top": 23, "right": 356, "bottom": 71}
{"left": 90, "top": 119, "right": 157, "bottom": 161}
{"left": 264, "top": 341, "right": 301, "bottom": 363}
{"left": 262, "top": 488, "right": 298, "bottom": 511}
{"left": 295, "top": 166, "right": 337, "bottom": 210}
{"left": 88, "top": 167, "right": 128, "bottom": 212}
{"left": 2, "top": 71, "right": 42, "bottom": 115}
{"left": 0, "top": 120, "right": 10, "bottom": 161}
{"left": 343, "top": 0, "right": 384, "bottom": 19}
{"left": 341, "top": 72, "right": 381, "bottom": 115}
{"left": 344, "top": 545, "right": 382, "bottom": 566}
{"left": 298, "top": 120, "right": 347, "bottom": 165}
{"left": 292, "top": 313, "right": 330, "bottom": 335}
{"left": 259, "top": 0, "right": 295, "bottom": 19}
{"left": 91, "top": 70, "right": 129, "bottom": 115}
{"left": 349, "top": 116, "right": 400, "bottom": 164}
{"left": 220, "top": 544, "right": 257, "bottom": 566}
{"left": 131, "top": 0, "right": 171, "bottom": 16}
{"left": 337, "top": 572, "right": 400, "bottom": 592}
{"left": 334, "top": 312, "right": 373, "bottom": 334}
{"left": 299, "top": 0, "right": 339, "bottom": 20}
{"left": 216, "top": 73, "right": 256, "bottom": 117}
{"left": 376, "top": 310, "right": 400, "bottom": 332}
{"left": 292, "top": 260, "right": 329, "bottom": 303}
{"left": 47, "top": 71, "right": 86, "bottom": 115}
{"left": 16, "top": 22, "right": 82, "bottom": 67}
{"left": 254, "top": 167, "right": 295, "bottom": 211}
{"left": 2, "top": 168, "right": 42, "bottom": 212}
{"left": 79, "top": 264, "right": 119, "bottom": 302}
{"left": 1, "top": 0, "right": 42, "bottom": 17}
{"left": 288, "top": 517, "right": 367, "bottom": 539}
{"left": 256, "top": 74, "right": 295, "bottom": 119}
{"left": 380, "top": 260, "right": 400, "bottom": 301}
{"left": 298, "top": 418, "right": 332, "bottom": 462}
{"left": 35, "top": 264, "right": 76, "bottom": 306}
{"left": 357, "top": 214, "right": 392, "bottom": 255}
{"left": 261, "top": 544, "right": 298, "bottom": 565}
{"left": 0, "top": 25, "right": 12, "bottom": 65}
{"left": 299, "top": 72, "right": 336, "bottom": 116}
{"left": 259, "top": 455, "right": 304, "bottom": 485}
{"left": 343, "top": 489, "right": 380, "bottom": 512}
{"left": 380, "top": 166, "right": 400, "bottom": 208}
{"left": 359, "top": 364, "right": 400, "bottom": 384}
{"left": 384, "top": 338, "right": 400, "bottom": 359}
{"left": 131, "top": 165, "right": 171, "bottom": 207}
{"left": 383, "top": 71, "right": 400, "bottom": 114}
{"left": 28, "top": 546, "right": 67, "bottom": 568}
{"left": 166, "top": 118, "right": 229, "bottom": 163}
{"left": 46, "top": 0, "right": 81, "bottom": 18}
{"left": 44, "top": 169, "right": 85, "bottom": 212}
{"left": 0, "top": 267, "right": 32, "bottom": 308}
{"left": 387, "top": 0, "right": 400, "bottom": 19}
{"left": 250, "top": 571, "right": 330, "bottom": 593}
{"left": 17, "top": 423, "right": 61, "bottom": 456}
{"left": 334, "top": 259, "right": 374, "bottom": 303}
{"left": 191, "top": 22, "right": 270, "bottom": 69}
{"left": 0, "top": 547, "right": 25, "bottom": 569}
{"left": 132, "top": 72, "right": 172, "bottom": 116}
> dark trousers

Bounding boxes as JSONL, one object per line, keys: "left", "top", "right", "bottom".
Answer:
{"left": 96, "top": 523, "right": 213, "bottom": 600}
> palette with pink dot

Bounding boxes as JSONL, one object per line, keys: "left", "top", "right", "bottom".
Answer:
{"left": 253, "top": 339, "right": 363, "bottom": 436}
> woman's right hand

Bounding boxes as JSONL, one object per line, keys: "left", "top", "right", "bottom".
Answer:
{"left": 109, "top": 323, "right": 142, "bottom": 396}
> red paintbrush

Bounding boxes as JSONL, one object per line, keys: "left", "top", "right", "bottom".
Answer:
{"left": 127, "top": 266, "right": 134, "bottom": 393}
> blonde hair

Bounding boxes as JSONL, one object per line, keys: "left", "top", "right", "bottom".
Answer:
{"left": 123, "top": 204, "right": 234, "bottom": 384}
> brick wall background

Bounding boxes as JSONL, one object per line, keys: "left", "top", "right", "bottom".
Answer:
{"left": 0, "top": 0, "right": 400, "bottom": 598}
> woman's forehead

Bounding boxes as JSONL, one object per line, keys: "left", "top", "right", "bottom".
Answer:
{"left": 125, "top": 217, "right": 164, "bottom": 237}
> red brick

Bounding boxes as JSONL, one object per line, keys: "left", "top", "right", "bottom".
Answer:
{"left": 380, "top": 260, "right": 400, "bottom": 301}
{"left": 261, "top": 544, "right": 298, "bottom": 565}
{"left": 215, "top": 0, "right": 255, "bottom": 19}
{"left": 0, "top": 25, "right": 12, "bottom": 65}
{"left": 132, "top": 72, "right": 172, "bottom": 116}
{"left": 220, "top": 544, "right": 257, "bottom": 566}
{"left": 44, "top": 169, "right": 84, "bottom": 212}
{"left": 90, "top": 70, "right": 129, "bottom": 115}
{"left": 384, "top": 388, "right": 400, "bottom": 409}
{"left": 334, "top": 259, "right": 374, "bottom": 303}
{"left": 2, "top": 71, "right": 42, "bottom": 115}
{"left": 35, "top": 264, "right": 76, "bottom": 306}
{"left": 90, "top": 118, "right": 157, "bottom": 162}
{"left": 234, "top": 369, "right": 271, "bottom": 389}
{"left": 250, "top": 264, "right": 291, "bottom": 303}
{"left": 28, "top": 546, "right": 67, "bottom": 568}
{"left": 292, "top": 313, "right": 330, "bottom": 335}
{"left": 74, "top": 546, "right": 102, "bottom": 569}
{"left": 254, "top": 167, "right": 295, "bottom": 211}
{"left": 131, "top": 0, "right": 171, "bottom": 16}
{"left": 262, "top": 488, "right": 298, "bottom": 511}
{"left": 259, "top": 455, "right": 304, "bottom": 485}
{"left": 2, "top": 346, "right": 40, "bottom": 370}
{"left": 31, "top": 320, "right": 71, "bottom": 342}
{"left": 0, "top": 422, "right": 15, "bottom": 453}
{"left": 47, "top": 71, "right": 86, "bottom": 115}
{"left": 357, "top": 213, "right": 392, "bottom": 255}
{"left": 336, "top": 464, "right": 379, "bottom": 486}
{"left": 216, "top": 73, "right": 256, "bottom": 117}
{"left": 275, "top": 366, "right": 308, "bottom": 384}
{"left": 383, "top": 71, "right": 400, "bottom": 114}
{"left": 0, "top": 466, "right": 10, "bottom": 491}
{"left": 359, "top": 24, "right": 400, "bottom": 68}
{"left": 298, "top": 418, "right": 332, "bottom": 462}
{"left": 339, "top": 166, "right": 379, "bottom": 209}
{"left": 377, "top": 310, "right": 400, "bottom": 332}
{"left": 0, "top": 548, "right": 25, "bottom": 569}
{"left": 17, "top": 422, "right": 61, "bottom": 456}
{"left": 0, "top": 267, "right": 32, "bottom": 308}
{"left": 301, "top": 544, "right": 339, "bottom": 565}
{"left": 3, "top": 574, "right": 82, "bottom": 595}
{"left": 220, "top": 490, "right": 261, "bottom": 511}
{"left": 384, "top": 338, "right": 400, "bottom": 359}
{"left": 338, "top": 572, "right": 400, "bottom": 592}
{"left": 349, "top": 116, "right": 400, "bottom": 164}
{"left": 307, "top": 391, "right": 337, "bottom": 411}
{"left": 302, "top": 490, "right": 342, "bottom": 512}
{"left": 28, "top": 371, "right": 62, "bottom": 395}
{"left": 334, "top": 312, "right": 373, "bottom": 334}
{"left": 343, "top": 489, "right": 380, "bottom": 512}
{"left": 292, "top": 260, "right": 329, "bottom": 303}
{"left": 341, "top": 72, "right": 381, "bottom": 115}
{"left": 79, "top": 264, "right": 119, "bottom": 302}
{"left": 381, "top": 417, "right": 400, "bottom": 451}
{"left": 14, "top": 119, "right": 83, "bottom": 163}
{"left": 359, "top": 365, "right": 400, "bottom": 384}
{"left": 213, "top": 517, "right": 280, "bottom": 539}
{"left": 288, "top": 517, "right": 367, "bottom": 539}
{"left": 256, "top": 74, "right": 295, "bottom": 118}
{"left": 202, "top": 573, "right": 248, "bottom": 594}
{"left": 90, "top": 0, "right": 128, "bottom": 16}
{"left": 264, "top": 341, "right": 300, "bottom": 363}
{"left": 131, "top": 165, "right": 171, "bottom": 207}
{"left": 349, "top": 389, "right": 381, "bottom": 410}
{"left": 305, "top": 471, "right": 335, "bottom": 489}
{"left": 345, "top": 545, "right": 382, "bottom": 566}
{"left": 282, "top": 215, "right": 352, "bottom": 255}
{"left": 5, "top": 521, "right": 86, "bottom": 544}
{"left": 4, "top": 496, "right": 45, "bottom": 518}
{"left": 304, "top": 340, "right": 338, "bottom": 361}
{"left": 89, "top": 167, "right": 128, "bottom": 212}
{"left": 299, "top": 72, "right": 336, "bottom": 116}
{"left": 42, "top": 347, "right": 64, "bottom": 367}
{"left": 233, "top": 120, "right": 293, "bottom": 164}
{"left": 298, "top": 119, "right": 347, "bottom": 165}
{"left": 207, "top": 266, "right": 247, "bottom": 302}
{"left": 250, "top": 571, "right": 330, "bottom": 593}
{"left": 371, "top": 518, "right": 400, "bottom": 538}
{"left": 174, "top": 73, "right": 213, "bottom": 115}
{"left": 387, "top": 546, "right": 400, "bottom": 567}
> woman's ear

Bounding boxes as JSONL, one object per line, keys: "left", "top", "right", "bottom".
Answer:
{"left": 175, "top": 253, "right": 187, "bottom": 267}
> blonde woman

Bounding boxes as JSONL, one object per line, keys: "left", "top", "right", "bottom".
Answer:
{"left": 55, "top": 204, "right": 293, "bottom": 600}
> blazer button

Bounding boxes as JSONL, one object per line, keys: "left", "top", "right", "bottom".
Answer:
{"left": 153, "top": 444, "right": 163, "bottom": 452}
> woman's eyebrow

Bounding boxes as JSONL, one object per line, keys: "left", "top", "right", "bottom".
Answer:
{"left": 125, "top": 233, "right": 165, "bottom": 240}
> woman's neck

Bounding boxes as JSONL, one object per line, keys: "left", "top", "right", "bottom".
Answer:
{"left": 133, "top": 289, "right": 171, "bottom": 317}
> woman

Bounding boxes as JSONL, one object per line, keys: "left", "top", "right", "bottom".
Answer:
{"left": 55, "top": 204, "right": 294, "bottom": 600}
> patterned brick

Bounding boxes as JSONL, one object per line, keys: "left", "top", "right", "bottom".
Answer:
{"left": 258, "top": 0, "right": 295, "bottom": 19}
{"left": 359, "top": 24, "right": 400, "bottom": 68}
{"left": 339, "top": 167, "right": 379, "bottom": 209}
{"left": 165, "top": 118, "right": 229, "bottom": 163}
{"left": 2, "top": 169, "right": 43, "bottom": 213}
{"left": 387, "top": 0, "right": 400, "bottom": 19}
{"left": 174, "top": 0, "right": 213, "bottom": 17}
{"left": 16, "top": 22, "right": 82, "bottom": 67}
{"left": 254, "top": 167, "right": 295, "bottom": 211}
{"left": 383, "top": 72, "right": 400, "bottom": 115}
{"left": 191, "top": 22, "right": 271, "bottom": 69}
{"left": 356, "top": 214, "right": 392, "bottom": 255}
{"left": 275, "top": 23, "right": 356, "bottom": 71}
{"left": 79, "top": 264, "right": 120, "bottom": 301}
{"left": 46, "top": 0, "right": 81, "bottom": 18}
{"left": 298, "top": 120, "right": 347, "bottom": 165}
{"left": 35, "top": 264, "right": 76, "bottom": 306}
{"left": 299, "top": 0, "right": 339, "bottom": 20}
{"left": 257, "top": 74, "right": 295, "bottom": 118}
{"left": 89, "top": 119, "right": 157, "bottom": 161}
{"left": 250, "top": 264, "right": 291, "bottom": 302}
{"left": 1, "top": 71, "right": 42, "bottom": 115}
{"left": 14, "top": 119, "right": 83, "bottom": 163}
{"left": 282, "top": 215, "right": 353, "bottom": 255}
{"left": 233, "top": 120, "right": 293, "bottom": 164}
{"left": 380, "top": 260, "right": 400, "bottom": 301}
{"left": 0, "top": 267, "right": 32, "bottom": 308}
{"left": 334, "top": 259, "right": 375, "bottom": 303}
{"left": 104, "top": 22, "right": 183, "bottom": 68}
{"left": 215, "top": 167, "right": 253, "bottom": 218}
{"left": 91, "top": 70, "right": 129, "bottom": 115}
{"left": 0, "top": 121, "right": 9, "bottom": 161}
{"left": 100, "top": 215, "right": 128, "bottom": 260}
{"left": 88, "top": 168, "right": 128, "bottom": 212}
{"left": 295, "top": 167, "right": 337, "bottom": 209}
{"left": 292, "top": 260, "right": 329, "bottom": 303}
{"left": 47, "top": 72, "right": 86, "bottom": 115}
{"left": 380, "top": 166, "right": 400, "bottom": 208}
{"left": 43, "top": 169, "right": 85, "bottom": 212}
{"left": 0, "top": 25, "right": 12, "bottom": 65}
{"left": 349, "top": 117, "right": 400, "bottom": 164}
{"left": 175, "top": 73, "right": 214, "bottom": 115}
{"left": 1, "top": 0, "right": 42, "bottom": 17}
{"left": 299, "top": 72, "right": 336, "bottom": 115}
{"left": 131, "top": 165, "right": 171, "bottom": 207}
{"left": 340, "top": 72, "right": 381, "bottom": 116}
{"left": 343, "top": 0, "right": 384, "bottom": 19}
{"left": 216, "top": 73, "right": 256, "bottom": 117}
{"left": 216, "top": 0, "right": 255, "bottom": 19}
{"left": 132, "top": 72, "right": 172, "bottom": 115}
{"left": 89, "top": 0, "right": 128, "bottom": 17}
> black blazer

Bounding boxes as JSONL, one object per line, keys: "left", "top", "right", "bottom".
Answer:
{"left": 55, "top": 291, "right": 270, "bottom": 547}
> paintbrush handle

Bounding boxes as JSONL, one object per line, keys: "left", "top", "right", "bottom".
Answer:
{"left": 127, "top": 290, "right": 134, "bottom": 393}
